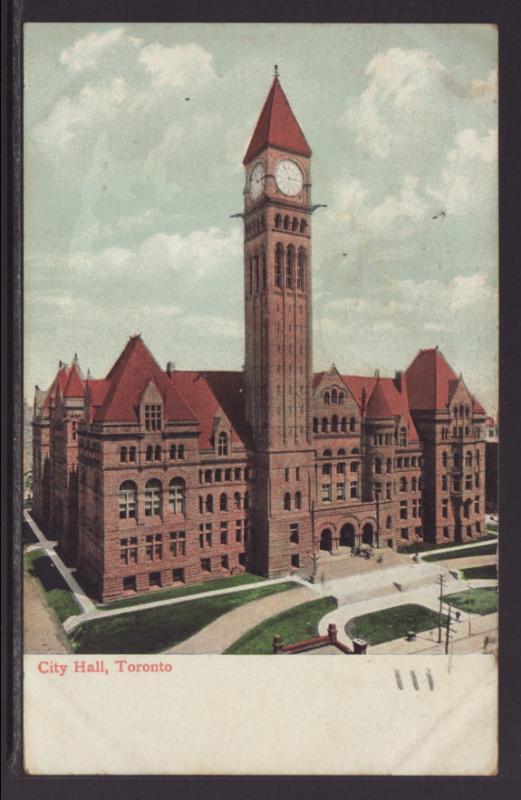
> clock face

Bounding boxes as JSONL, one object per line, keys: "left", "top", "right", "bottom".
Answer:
{"left": 275, "top": 159, "right": 303, "bottom": 196}
{"left": 249, "top": 162, "right": 265, "bottom": 200}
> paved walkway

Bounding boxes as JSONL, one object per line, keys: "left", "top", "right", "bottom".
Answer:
{"left": 417, "top": 536, "right": 497, "bottom": 562}
{"left": 24, "top": 558, "right": 69, "bottom": 654}
{"left": 165, "top": 585, "right": 315, "bottom": 654}
{"left": 318, "top": 577, "right": 497, "bottom": 653}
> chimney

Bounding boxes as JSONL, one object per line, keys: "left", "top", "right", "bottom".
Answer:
{"left": 394, "top": 370, "right": 403, "bottom": 392}
{"left": 166, "top": 361, "right": 176, "bottom": 376}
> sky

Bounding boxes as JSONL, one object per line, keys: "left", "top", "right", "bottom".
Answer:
{"left": 24, "top": 23, "right": 498, "bottom": 417}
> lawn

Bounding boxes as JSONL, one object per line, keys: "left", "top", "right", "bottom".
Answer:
{"left": 444, "top": 587, "right": 497, "bottom": 616}
{"left": 99, "top": 571, "right": 266, "bottom": 610}
{"left": 346, "top": 604, "right": 448, "bottom": 646}
{"left": 225, "top": 597, "right": 337, "bottom": 654}
{"left": 398, "top": 533, "right": 496, "bottom": 555}
{"left": 423, "top": 542, "right": 497, "bottom": 563}
{"left": 25, "top": 550, "right": 81, "bottom": 624}
{"left": 460, "top": 564, "right": 497, "bottom": 581}
{"left": 70, "top": 581, "right": 297, "bottom": 654}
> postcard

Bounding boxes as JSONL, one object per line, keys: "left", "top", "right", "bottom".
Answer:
{"left": 22, "top": 22, "right": 498, "bottom": 774}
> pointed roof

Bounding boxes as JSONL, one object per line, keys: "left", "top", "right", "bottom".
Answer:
{"left": 365, "top": 380, "right": 394, "bottom": 419}
{"left": 95, "top": 335, "right": 196, "bottom": 423}
{"left": 63, "top": 362, "right": 85, "bottom": 398}
{"left": 405, "top": 348, "right": 461, "bottom": 411}
{"left": 243, "top": 77, "right": 312, "bottom": 164}
{"left": 169, "top": 370, "right": 251, "bottom": 449}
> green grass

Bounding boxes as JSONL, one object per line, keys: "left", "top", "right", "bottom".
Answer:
{"left": 346, "top": 604, "right": 448, "bottom": 646}
{"left": 70, "top": 581, "right": 297, "bottom": 654}
{"left": 25, "top": 550, "right": 81, "bottom": 624}
{"left": 444, "top": 587, "right": 497, "bottom": 616}
{"left": 225, "top": 597, "right": 337, "bottom": 654}
{"left": 99, "top": 571, "right": 267, "bottom": 610}
{"left": 460, "top": 564, "right": 497, "bottom": 580}
{"left": 398, "top": 533, "right": 496, "bottom": 555}
{"left": 423, "top": 542, "right": 497, "bottom": 562}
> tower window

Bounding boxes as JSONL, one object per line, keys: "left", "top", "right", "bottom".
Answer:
{"left": 297, "top": 247, "right": 306, "bottom": 291}
{"left": 275, "top": 243, "right": 283, "bottom": 288}
{"left": 275, "top": 213, "right": 282, "bottom": 228}
{"left": 283, "top": 215, "right": 290, "bottom": 230}
{"left": 286, "top": 245, "right": 294, "bottom": 289}
{"left": 300, "top": 219, "right": 307, "bottom": 234}
{"left": 261, "top": 250, "right": 267, "bottom": 290}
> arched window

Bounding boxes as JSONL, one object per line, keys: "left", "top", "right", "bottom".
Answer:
{"left": 399, "top": 428, "right": 407, "bottom": 447}
{"left": 146, "top": 445, "right": 153, "bottom": 462}
{"left": 292, "top": 216, "right": 299, "bottom": 231}
{"left": 313, "top": 417, "right": 319, "bottom": 433}
{"left": 154, "top": 445, "right": 161, "bottom": 461}
{"left": 275, "top": 243, "right": 283, "bottom": 288}
{"left": 129, "top": 446, "right": 136, "bottom": 462}
{"left": 145, "top": 479, "right": 162, "bottom": 517}
{"left": 351, "top": 448, "right": 360, "bottom": 455}
{"left": 286, "top": 245, "right": 294, "bottom": 289}
{"left": 295, "top": 491, "right": 302, "bottom": 509}
{"left": 323, "top": 449, "right": 332, "bottom": 457}
{"left": 374, "top": 458, "right": 382, "bottom": 474}
{"left": 284, "top": 492, "right": 291, "bottom": 511}
{"left": 331, "top": 388, "right": 338, "bottom": 404}
{"left": 350, "top": 417, "right": 356, "bottom": 432}
{"left": 199, "top": 496, "right": 204, "bottom": 514}
{"left": 283, "top": 215, "right": 290, "bottom": 230}
{"left": 219, "top": 492, "right": 227, "bottom": 512}
{"left": 465, "top": 451, "right": 473, "bottom": 467}
{"left": 234, "top": 491, "right": 242, "bottom": 509}
{"left": 244, "top": 491, "right": 250, "bottom": 510}
{"left": 331, "top": 415, "right": 339, "bottom": 432}
{"left": 169, "top": 478, "right": 185, "bottom": 514}
{"left": 411, "top": 477, "right": 417, "bottom": 491}
{"left": 118, "top": 481, "right": 137, "bottom": 519}
{"left": 324, "top": 391, "right": 330, "bottom": 405}
{"left": 178, "top": 444, "right": 185, "bottom": 460}
{"left": 338, "top": 391, "right": 345, "bottom": 404}
{"left": 341, "top": 417, "right": 347, "bottom": 432}
{"left": 386, "top": 458, "right": 392, "bottom": 473}
{"left": 120, "top": 446, "right": 127, "bottom": 462}
{"left": 338, "top": 448, "right": 346, "bottom": 456}
{"left": 275, "top": 213, "right": 282, "bottom": 228}
{"left": 386, "top": 515, "right": 392, "bottom": 529}
{"left": 218, "top": 431, "right": 229, "bottom": 456}
{"left": 297, "top": 247, "right": 306, "bottom": 291}
{"left": 300, "top": 218, "right": 307, "bottom": 234}
{"left": 442, "top": 451, "right": 448, "bottom": 468}
{"left": 399, "top": 476, "right": 407, "bottom": 492}
{"left": 169, "top": 444, "right": 177, "bottom": 459}
{"left": 322, "top": 417, "right": 328, "bottom": 433}
{"left": 205, "top": 494, "right": 213, "bottom": 513}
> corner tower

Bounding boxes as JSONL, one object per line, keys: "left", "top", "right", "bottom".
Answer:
{"left": 243, "top": 71, "right": 315, "bottom": 576}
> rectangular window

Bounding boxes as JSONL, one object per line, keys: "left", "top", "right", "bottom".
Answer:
{"left": 350, "top": 481, "right": 358, "bottom": 499}
{"left": 336, "top": 482, "right": 346, "bottom": 500}
{"left": 400, "top": 501, "right": 407, "bottom": 520}
{"left": 465, "top": 474, "right": 473, "bottom": 490}
{"left": 285, "top": 467, "right": 290, "bottom": 482}
{"left": 144, "top": 404, "right": 162, "bottom": 431}
{"left": 442, "top": 474, "right": 448, "bottom": 491}
{"left": 238, "top": 552, "right": 246, "bottom": 567}
{"left": 149, "top": 571, "right": 161, "bottom": 587}
{"left": 290, "top": 523, "right": 299, "bottom": 544}
{"left": 442, "top": 499, "right": 449, "bottom": 518}
{"left": 123, "top": 576, "right": 136, "bottom": 592}
{"left": 172, "top": 568, "right": 185, "bottom": 583}
{"left": 291, "top": 554, "right": 300, "bottom": 569}
{"left": 296, "top": 467, "right": 300, "bottom": 481}
{"left": 401, "top": 527, "right": 409, "bottom": 540}
{"left": 321, "top": 483, "right": 332, "bottom": 502}
{"left": 201, "top": 558, "right": 211, "bottom": 573}
{"left": 169, "top": 531, "right": 186, "bottom": 558}
{"left": 225, "top": 468, "right": 232, "bottom": 481}
{"left": 453, "top": 477, "right": 461, "bottom": 492}
{"left": 221, "top": 555, "right": 229, "bottom": 570}
{"left": 220, "top": 522, "right": 228, "bottom": 544}
{"left": 235, "top": 519, "right": 244, "bottom": 542}
{"left": 443, "top": 526, "right": 450, "bottom": 539}
{"left": 350, "top": 461, "right": 359, "bottom": 472}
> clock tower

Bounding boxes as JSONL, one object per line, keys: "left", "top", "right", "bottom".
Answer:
{"left": 242, "top": 71, "right": 315, "bottom": 576}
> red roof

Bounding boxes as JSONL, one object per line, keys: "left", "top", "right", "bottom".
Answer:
{"left": 63, "top": 363, "right": 84, "bottom": 398}
{"left": 243, "top": 77, "right": 312, "bottom": 164}
{"left": 86, "top": 379, "right": 110, "bottom": 408}
{"left": 365, "top": 380, "right": 394, "bottom": 419}
{"left": 169, "top": 371, "right": 250, "bottom": 449}
{"left": 342, "top": 375, "right": 419, "bottom": 442}
{"left": 405, "top": 348, "right": 472, "bottom": 412}
{"left": 94, "top": 336, "right": 196, "bottom": 423}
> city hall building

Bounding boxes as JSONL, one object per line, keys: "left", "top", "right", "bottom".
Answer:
{"left": 32, "top": 76, "right": 488, "bottom": 602}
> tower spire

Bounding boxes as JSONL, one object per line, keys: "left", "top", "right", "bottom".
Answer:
{"left": 273, "top": 64, "right": 279, "bottom": 78}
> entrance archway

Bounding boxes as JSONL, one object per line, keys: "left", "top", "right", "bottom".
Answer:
{"left": 362, "top": 522, "right": 374, "bottom": 546}
{"left": 339, "top": 523, "right": 355, "bottom": 549}
{"left": 320, "top": 529, "right": 332, "bottom": 552}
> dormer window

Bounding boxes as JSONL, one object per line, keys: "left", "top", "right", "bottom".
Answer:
{"left": 217, "top": 431, "right": 229, "bottom": 456}
{"left": 144, "top": 404, "right": 161, "bottom": 432}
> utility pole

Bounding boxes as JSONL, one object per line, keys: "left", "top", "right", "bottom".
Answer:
{"left": 436, "top": 574, "right": 446, "bottom": 643}
{"left": 445, "top": 601, "right": 457, "bottom": 655}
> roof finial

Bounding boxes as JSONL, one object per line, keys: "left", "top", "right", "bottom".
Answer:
{"left": 273, "top": 64, "right": 279, "bottom": 78}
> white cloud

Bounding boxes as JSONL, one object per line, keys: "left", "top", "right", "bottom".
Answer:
{"left": 138, "top": 43, "right": 216, "bottom": 88}
{"left": 427, "top": 127, "right": 497, "bottom": 213}
{"left": 31, "top": 77, "right": 128, "bottom": 150}
{"left": 134, "top": 227, "right": 241, "bottom": 278}
{"left": 59, "top": 27, "right": 143, "bottom": 72}
{"left": 184, "top": 314, "right": 242, "bottom": 338}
